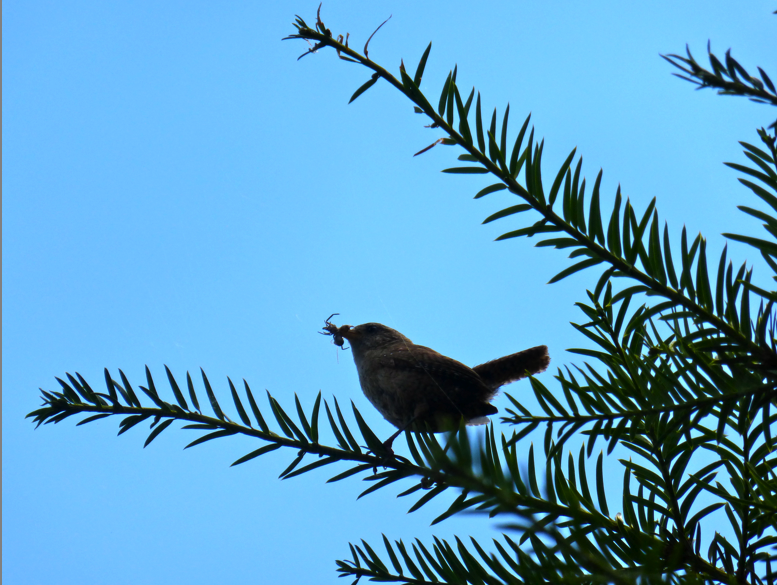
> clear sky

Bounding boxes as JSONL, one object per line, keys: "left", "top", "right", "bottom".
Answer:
{"left": 4, "top": 2, "right": 775, "bottom": 584}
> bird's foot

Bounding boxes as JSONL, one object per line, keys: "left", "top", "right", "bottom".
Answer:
{"left": 366, "top": 439, "right": 396, "bottom": 466}
{"left": 366, "top": 435, "right": 411, "bottom": 468}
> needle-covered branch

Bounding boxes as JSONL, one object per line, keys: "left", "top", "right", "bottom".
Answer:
{"left": 283, "top": 8, "right": 777, "bottom": 583}
{"left": 284, "top": 8, "right": 777, "bottom": 383}
{"left": 662, "top": 44, "right": 777, "bottom": 129}
{"left": 28, "top": 363, "right": 743, "bottom": 583}
{"left": 25, "top": 367, "right": 626, "bottom": 529}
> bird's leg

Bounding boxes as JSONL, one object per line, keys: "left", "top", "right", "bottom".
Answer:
{"left": 367, "top": 426, "right": 408, "bottom": 470}
{"left": 370, "top": 423, "right": 410, "bottom": 461}
{"left": 381, "top": 427, "right": 405, "bottom": 454}
{"left": 370, "top": 405, "right": 430, "bottom": 464}
{"left": 381, "top": 403, "right": 432, "bottom": 452}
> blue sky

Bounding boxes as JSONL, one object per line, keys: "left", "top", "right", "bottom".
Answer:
{"left": 4, "top": 2, "right": 775, "bottom": 584}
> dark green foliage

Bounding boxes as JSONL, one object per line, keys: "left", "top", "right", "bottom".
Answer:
{"left": 29, "top": 8, "right": 777, "bottom": 585}
{"left": 662, "top": 45, "right": 777, "bottom": 130}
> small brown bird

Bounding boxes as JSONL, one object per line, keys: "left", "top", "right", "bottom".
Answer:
{"left": 322, "top": 318, "right": 549, "bottom": 448}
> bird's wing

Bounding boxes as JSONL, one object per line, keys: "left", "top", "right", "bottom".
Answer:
{"left": 377, "top": 344, "right": 489, "bottom": 388}
{"left": 371, "top": 344, "right": 497, "bottom": 416}
{"left": 473, "top": 345, "right": 550, "bottom": 390}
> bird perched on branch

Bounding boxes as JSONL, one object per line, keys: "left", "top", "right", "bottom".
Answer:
{"left": 322, "top": 316, "right": 549, "bottom": 449}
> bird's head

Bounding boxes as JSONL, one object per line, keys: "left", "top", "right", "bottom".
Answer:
{"left": 340, "top": 323, "right": 412, "bottom": 356}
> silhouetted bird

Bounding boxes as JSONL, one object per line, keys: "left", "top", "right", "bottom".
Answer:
{"left": 323, "top": 319, "right": 549, "bottom": 448}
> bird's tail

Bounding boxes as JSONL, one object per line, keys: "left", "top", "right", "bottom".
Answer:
{"left": 472, "top": 345, "right": 550, "bottom": 390}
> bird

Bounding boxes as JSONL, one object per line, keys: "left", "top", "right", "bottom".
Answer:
{"left": 322, "top": 318, "right": 549, "bottom": 449}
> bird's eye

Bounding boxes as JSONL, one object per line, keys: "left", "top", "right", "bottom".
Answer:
{"left": 366, "top": 325, "right": 378, "bottom": 334}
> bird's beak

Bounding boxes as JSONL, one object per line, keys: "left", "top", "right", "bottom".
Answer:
{"left": 339, "top": 325, "right": 357, "bottom": 340}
